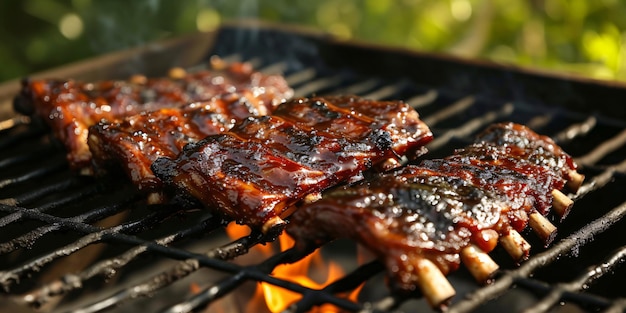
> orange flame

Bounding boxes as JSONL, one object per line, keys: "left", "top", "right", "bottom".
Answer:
{"left": 225, "top": 222, "right": 274, "bottom": 255}
{"left": 225, "top": 223, "right": 363, "bottom": 312}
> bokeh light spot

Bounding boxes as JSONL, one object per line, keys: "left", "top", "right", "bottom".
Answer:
{"left": 196, "top": 8, "right": 221, "bottom": 32}
{"left": 58, "top": 13, "right": 84, "bottom": 39}
{"left": 451, "top": 0, "right": 472, "bottom": 21}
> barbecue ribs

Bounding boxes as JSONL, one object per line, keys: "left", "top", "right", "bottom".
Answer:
{"left": 152, "top": 96, "right": 433, "bottom": 233}
{"left": 287, "top": 122, "right": 583, "bottom": 308}
{"left": 88, "top": 90, "right": 283, "bottom": 203}
{"left": 14, "top": 60, "right": 292, "bottom": 172}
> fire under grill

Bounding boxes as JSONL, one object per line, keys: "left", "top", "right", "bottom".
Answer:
{"left": 1, "top": 23, "right": 626, "bottom": 313}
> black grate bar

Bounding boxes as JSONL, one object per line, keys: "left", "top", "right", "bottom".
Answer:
{"left": 330, "top": 78, "right": 381, "bottom": 96}
{"left": 601, "top": 298, "right": 626, "bottom": 313}
{"left": 0, "top": 204, "right": 182, "bottom": 291}
{"left": 0, "top": 173, "right": 87, "bottom": 206}
{"left": 573, "top": 159, "right": 626, "bottom": 201}
{"left": 0, "top": 157, "right": 67, "bottom": 189}
{"left": 0, "top": 122, "right": 47, "bottom": 150}
{"left": 63, "top": 231, "right": 274, "bottom": 313}
{"left": 0, "top": 143, "right": 57, "bottom": 170}
{"left": 22, "top": 215, "right": 229, "bottom": 308}
{"left": 257, "top": 61, "right": 288, "bottom": 75}
{"left": 292, "top": 74, "right": 344, "bottom": 98}
{"left": 421, "top": 96, "right": 475, "bottom": 127}
{"left": 427, "top": 103, "right": 515, "bottom": 151}
{"left": 406, "top": 89, "right": 438, "bottom": 108}
{"left": 0, "top": 182, "right": 106, "bottom": 227}
{"left": 159, "top": 247, "right": 365, "bottom": 313}
{"left": 285, "top": 68, "right": 317, "bottom": 86}
{"left": 286, "top": 261, "right": 387, "bottom": 313}
{"left": 359, "top": 296, "right": 405, "bottom": 313}
{"left": 0, "top": 187, "right": 137, "bottom": 255}
{"left": 575, "top": 127, "right": 626, "bottom": 166}
{"left": 447, "top": 199, "right": 626, "bottom": 313}
{"left": 360, "top": 82, "right": 404, "bottom": 100}
{"left": 518, "top": 245, "right": 626, "bottom": 313}
{"left": 553, "top": 116, "right": 597, "bottom": 145}
{"left": 525, "top": 114, "right": 552, "bottom": 131}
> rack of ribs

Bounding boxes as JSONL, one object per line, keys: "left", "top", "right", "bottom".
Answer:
{"left": 13, "top": 58, "right": 293, "bottom": 173}
{"left": 87, "top": 90, "right": 282, "bottom": 204}
{"left": 152, "top": 96, "right": 434, "bottom": 234}
{"left": 287, "top": 122, "right": 583, "bottom": 309}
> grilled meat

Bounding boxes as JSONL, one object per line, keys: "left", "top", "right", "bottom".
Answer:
{"left": 152, "top": 96, "right": 433, "bottom": 233}
{"left": 14, "top": 61, "right": 292, "bottom": 172}
{"left": 287, "top": 122, "right": 580, "bottom": 305}
{"left": 288, "top": 166, "right": 505, "bottom": 291}
{"left": 88, "top": 91, "right": 282, "bottom": 203}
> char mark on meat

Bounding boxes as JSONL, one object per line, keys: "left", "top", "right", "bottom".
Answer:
{"left": 287, "top": 122, "right": 581, "bottom": 307}
{"left": 14, "top": 60, "right": 293, "bottom": 172}
{"left": 153, "top": 96, "right": 433, "bottom": 232}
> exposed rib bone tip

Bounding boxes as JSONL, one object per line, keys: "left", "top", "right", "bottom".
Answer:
{"left": 566, "top": 170, "right": 585, "bottom": 193}
{"left": 415, "top": 258, "right": 456, "bottom": 308}
{"left": 0, "top": 198, "right": 18, "bottom": 206}
{"left": 129, "top": 74, "right": 147, "bottom": 85}
{"left": 168, "top": 67, "right": 187, "bottom": 80}
{"left": 147, "top": 192, "right": 166, "bottom": 205}
{"left": 552, "top": 189, "right": 574, "bottom": 219}
{"left": 210, "top": 56, "right": 227, "bottom": 70}
{"left": 461, "top": 245, "right": 499, "bottom": 283}
{"left": 262, "top": 216, "right": 287, "bottom": 235}
{"left": 529, "top": 212, "right": 557, "bottom": 246}
{"left": 500, "top": 229, "right": 531, "bottom": 263}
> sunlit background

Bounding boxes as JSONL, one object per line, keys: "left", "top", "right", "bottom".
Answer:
{"left": 1, "top": 0, "right": 626, "bottom": 82}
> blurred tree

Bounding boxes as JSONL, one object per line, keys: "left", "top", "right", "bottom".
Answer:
{"left": 1, "top": 0, "right": 626, "bottom": 82}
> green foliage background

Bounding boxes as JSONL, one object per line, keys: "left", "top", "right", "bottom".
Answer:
{"left": 2, "top": 0, "right": 626, "bottom": 82}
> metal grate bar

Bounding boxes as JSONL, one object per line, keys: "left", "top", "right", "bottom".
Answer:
{"left": 285, "top": 68, "right": 317, "bottom": 86}
{"left": 427, "top": 103, "right": 515, "bottom": 151}
{"left": 160, "top": 247, "right": 364, "bottom": 313}
{"left": 286, "top": 261, "right": 386, "bottom": 313}
{"left": 422, "top": 96, "right": 475, "bottom": 127}
{"left": 0, "top": 123, "right": 47, "bottom": 150}
{"left": 553, "top": 116, "right": 597, "bottom": 145}
{"left": 406, "top": 89, "right": 438, "bottom": 108}
{"left": 0, "top": 204, "right": 184, "bottom": 291}
{"left": 292, "top": 74, "right": 344, "bottom": 97}
{"left": 447, "top": 199, "right": 626, "bottom": 313}
{"left": 0, "top": 188, "right": 137, "bottom": 255}
{"left": 574, "top": 128, "right": 626, "bottom": 166}
{"left": 601, "top": 298, "right": 626, "bottom": 313}
{"left": 258, "top": 61, "right": 288, "bottom": 75}
{"left": 360, "top": 82, "right": 404, "bottom": 100}
{"left": 0, "top": 182, "right": 105, "bottom": 226}
{"left": 518, "top": 245, "right": 626, "bottom": 313}
{"left": 0, "top": 173, "right": 87, "bottom": 206}
{"left": 0, "top": 143, "right": 58, "bottom": 170}
{"left": 22, "top": 215, "right": 229, "bottom": 308}
{"left": 331, "top": 78, "right": 381, "bottom": 96}
{"left": 62, "top": 231, "right": 275, "bottom": 313}
{"left": 0, "top": 157, "right": 67, "bottom": 189}
{"left": 573, "top": 159, "right": 626, "bottom": 201}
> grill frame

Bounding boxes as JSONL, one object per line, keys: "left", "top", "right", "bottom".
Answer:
{"left": 1, "top": 21, "right": 626, "bottom": 313}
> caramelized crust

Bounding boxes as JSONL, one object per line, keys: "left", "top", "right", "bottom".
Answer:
{"left": 16, "top": 62, "right": 292, "bottom": 171}
{"left": 287, "top": 122, "right": 579, "bottom": 294}
{"left": 288, "top": 166, "right": 506, "bottom": 292}
{"left": 88, "top": 90, "right": 282, "bottom": 194}
{"left": 153, "top": 96, "right": 433, "bottom": 230}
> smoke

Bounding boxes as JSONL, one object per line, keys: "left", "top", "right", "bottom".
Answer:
{"left": 86, "top": 0, "right": 162, "bottom": 53}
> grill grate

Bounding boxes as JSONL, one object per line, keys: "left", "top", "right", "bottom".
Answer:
{"left": 1, "top": 23, "right": 626, "bottom": 313}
